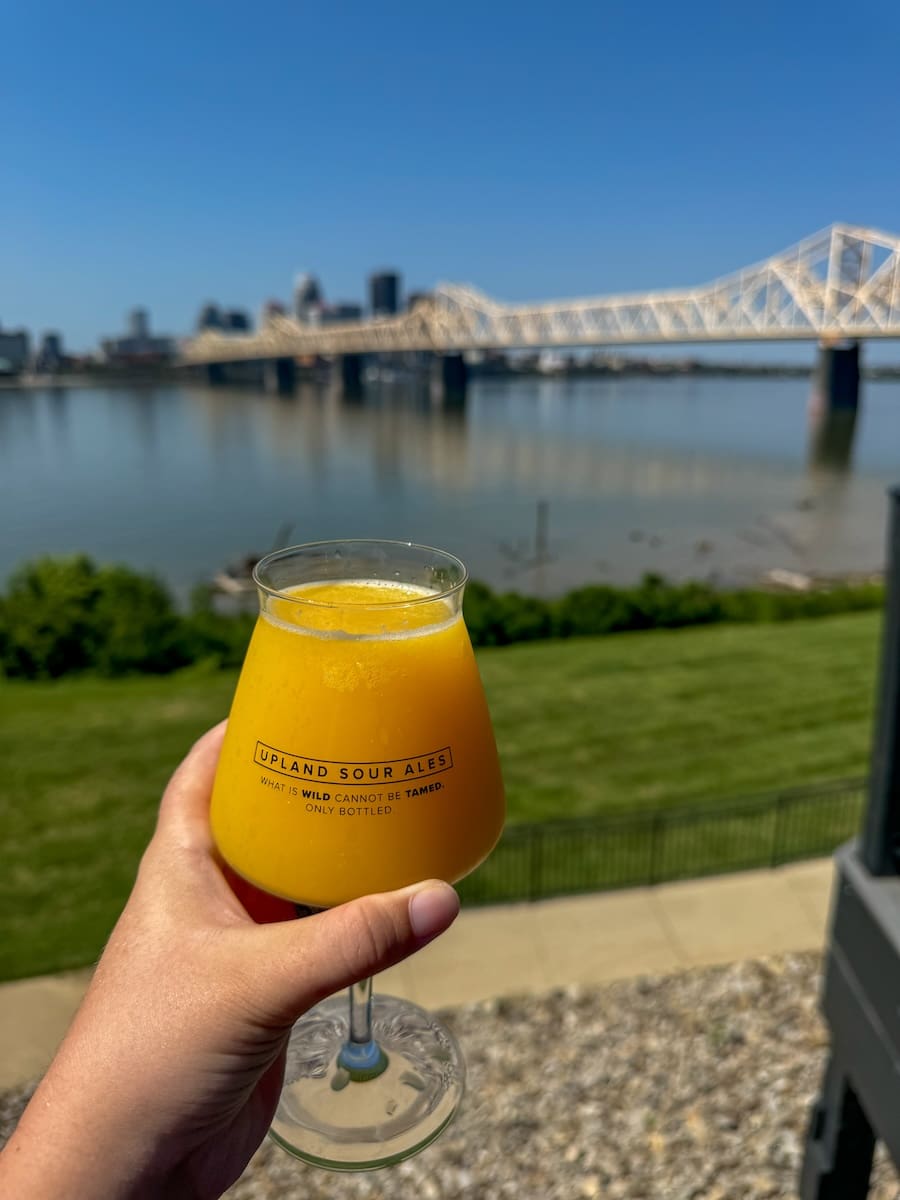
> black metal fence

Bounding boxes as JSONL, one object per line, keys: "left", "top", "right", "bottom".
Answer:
{"left": 457, "top": 777, "right": 867, "bottom": 906}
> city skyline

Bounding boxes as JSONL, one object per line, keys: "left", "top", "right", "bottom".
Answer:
{"left": 0, "top": 262, "right": 408, "bottom": 355}
{"left": 8, "top": 228, "right": 900, "bottom": 371}
{"left": 4, "top": 0, "right": 900, "bottom": 355}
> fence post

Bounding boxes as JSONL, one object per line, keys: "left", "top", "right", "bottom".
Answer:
{"left": 529, "top": 827, "right": 544, "bottom": 900}
{"left": 772, "top": 792, "right": 786, "bottom": 868}
{"left": 649, "top": 814, "right": 664, "bottom": 885}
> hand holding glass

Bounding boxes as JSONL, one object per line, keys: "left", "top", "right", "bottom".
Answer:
{"left": 210, "top": 541, "right": 505, "bottom": 1169}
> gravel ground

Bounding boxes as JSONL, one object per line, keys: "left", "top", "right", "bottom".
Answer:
{"left": 2, "top": 952, "right": 898, "bottom": 1199}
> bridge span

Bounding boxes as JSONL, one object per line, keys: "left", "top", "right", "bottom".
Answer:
{"left": 182, "top": 223, "right": 900, "bottom": 406}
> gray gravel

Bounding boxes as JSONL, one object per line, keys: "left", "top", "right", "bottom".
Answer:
{"left": 3, "top": 953, "right": 898, "bottom": 1198}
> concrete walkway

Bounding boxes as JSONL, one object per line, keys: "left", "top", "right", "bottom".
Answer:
{"left": 0, "top": 859, "right": 835, "bottom": 1090}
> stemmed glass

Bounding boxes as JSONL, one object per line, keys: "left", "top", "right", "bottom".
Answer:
{"left": 210, "top": 540, "right": 505, "bottom": 1169}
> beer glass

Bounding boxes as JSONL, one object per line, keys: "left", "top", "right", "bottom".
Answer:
{"left": 210, "top": 540, "right": 505, "bottom": 1169}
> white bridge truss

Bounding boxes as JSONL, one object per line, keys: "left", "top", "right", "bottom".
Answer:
{"left": 182, "top": 224, "right": 900, "bottom": 363}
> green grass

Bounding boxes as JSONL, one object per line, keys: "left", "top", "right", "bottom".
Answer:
{"left": 0, "top": 667, "right": 236, "bottom": 982}
{"left": 0, "top": 612, "right": 881, "bottom": 981}
{"left": 482, "top": 611, "right": 878, "bottom": 819}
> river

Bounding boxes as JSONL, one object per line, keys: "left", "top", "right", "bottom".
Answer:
{"left": 1, "top": 374, "right": 898, "bottom": 599}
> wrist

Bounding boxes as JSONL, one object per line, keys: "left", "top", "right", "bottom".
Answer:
{"left": 0, "top": 1123, "right": 198, "bottom": 1200}
{"left": 0, "top": 1056, "right": 199, "bottom": 1200}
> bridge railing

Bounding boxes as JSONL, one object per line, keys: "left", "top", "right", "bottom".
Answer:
{"left": 456, "top": 776, "right": 866, "bottom": 906}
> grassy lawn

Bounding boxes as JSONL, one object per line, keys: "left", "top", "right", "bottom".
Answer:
{"left": 0, "top": 611, "right": 880, "bottom": 981}
{"left": 484, "top": 612, "right": 878, "bottom": 819}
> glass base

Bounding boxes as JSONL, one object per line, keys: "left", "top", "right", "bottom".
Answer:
{"left": 270, "top": 993, "right": 465, "bottom": 1171}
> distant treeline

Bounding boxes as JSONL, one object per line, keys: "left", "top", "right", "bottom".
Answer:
{"left": 0, "top": 555, "right": 885, "bottom": 680}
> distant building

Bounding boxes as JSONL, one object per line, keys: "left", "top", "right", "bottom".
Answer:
{"left": 223, "top": 309, "right": 251, "bottom": 332}
{"left": 407, "top": 291, "right": 430, "bottom": 311}
{"left": 35, "top": 331, "right": 65, "bottom": 372}
{"left": 129, "top": 308, "right": 150, "bottom": 340}
{"left": 0, "top": 322, "right": 31, "bottom": 375}
{"left": 198, "top": 304, "right": 252, "bottom": 334}
{"left": 260, "top": 299, "right": 287, "bottom": 325}
{"left": 369, "top": 271, "right": 401, "bottom": 317}
{"left": 321, "top": 302, "right": 363, "bottom": 324}
{"left": 294, "top": 273, "right": 323, "bottom": 323}
{"left": 100, "top": 310, "right": 175, "bottom": 364}
{"left": 197, "top": 303, "right": 225, "bottom": 332}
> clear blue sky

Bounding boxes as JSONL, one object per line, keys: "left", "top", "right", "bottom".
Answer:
{"left": 4, "top": 0, "right": 899, "bottom": 353}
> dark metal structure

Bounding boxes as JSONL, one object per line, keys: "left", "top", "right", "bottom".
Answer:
{"left": 801, "top": 487, "right": 900, "bottom": 1198}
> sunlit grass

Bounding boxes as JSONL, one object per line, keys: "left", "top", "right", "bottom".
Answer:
{"left": 0, "top": 611, "right": 880, "bottom": 980}
{"left": 482, "top": 613, "right": 877, "bottom": 820}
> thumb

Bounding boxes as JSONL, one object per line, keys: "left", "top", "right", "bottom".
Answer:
{"left": 253, "top": 880, "right": 460, "bottom": 1024}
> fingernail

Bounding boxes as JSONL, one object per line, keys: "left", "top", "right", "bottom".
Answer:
{"left": 409, "top": 883, "right": 460, "bottom": 940}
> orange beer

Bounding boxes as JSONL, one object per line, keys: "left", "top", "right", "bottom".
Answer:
{"left": 211, "top": 577, "right": 505, "bottom": 907}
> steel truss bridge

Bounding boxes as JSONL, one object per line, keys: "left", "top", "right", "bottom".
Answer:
{"left": 182, "top": 224, "right": 900, "bottom": 364}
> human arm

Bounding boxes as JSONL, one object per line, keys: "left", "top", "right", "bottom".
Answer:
{"left": 0, "top": 721, "right": 459, "bottom": 1199}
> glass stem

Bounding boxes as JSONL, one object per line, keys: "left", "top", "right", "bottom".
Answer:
{"left": 349, "top": 976, "right": 375, "bottom": 1045}
{"left": 337, "top": 977, "right": 389, "bottom": 1079}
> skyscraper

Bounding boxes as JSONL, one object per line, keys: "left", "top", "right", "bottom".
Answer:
{"left": 129, "top": 308, "right": 150, "bottom": 340}
{"left": 294, "top": 273, "right": 323, "bottom": 323}
{"left": 223, "top": 309, "right": 251, "bottom": 332}
{"left": 197, "top": 303, "right": 225, "bottom": 332}
{"left": 0, "top": 322, "right": 31, "bottom": 375}
{"left": 369, "top": 271, "right": 401, "bottom": 317}
{"left": 100, "top": 310, "right": 174, "bottom": 362}
{"left": 35, "top": 332, "right": 64, "bottom": 372}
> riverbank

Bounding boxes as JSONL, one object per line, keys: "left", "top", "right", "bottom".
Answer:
{"left": 5, "top": 353, "right": 900, "bottom": 390}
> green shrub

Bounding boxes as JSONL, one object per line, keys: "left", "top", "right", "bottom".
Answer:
{"left": 179, "top": 586, "right": 255, "bottom": 668}
{"left": 461, "top": 580, "right": 505, "bottom": 645}
{"left": 0, "top": 556, "right": 187, "bottom": 679}
{"left": 90, "top": 566, "right": 187, "bottom": 676}
{"left": 0, "top": 556, "right": 886, "bottom": 679}
{"left": 0, "top": 556, "right": 102, "bottom": 678}
{"left": 719, "top": 589, "right": 777, "bottom": 623}
{"left": 492, "top": 592, "right": 554, "bottom": 644}
{"left": 553, "top": 585, "right": 639, "bottom": 637}
{"left": 629, "top": 574, "right": 725, "bottom": 630}
{"left": 464, "top": 585, "right": 554, "bottom": 645}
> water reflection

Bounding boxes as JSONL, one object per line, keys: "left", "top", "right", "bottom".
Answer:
{"left": 120, "top": 387, "right": 164, "bottom": 459}
{"left": 0, "top": 389, "right": 38, "bottom": 453}
{"left": 46, "top": 388, "right": 71, "bottom": 449}
{"left": 1, "top": 376, "right": 897, "bottom": 596}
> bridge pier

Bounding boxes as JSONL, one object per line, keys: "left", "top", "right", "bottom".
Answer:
{"left": 809, "top": 405, "right": 858, "bottom": 472}
{"left": 263, "top": 357, "right": 296, "bottom": 395}
{"left": 333, "top": 353, "right": 364, "bottom": 398}
{"left": 431, "top": 353, "right": 468, "bottom": 404}
{"left": 206, "top": 363, "right": 226, "bottom": 386}
{"left": 817, "top": 341, "right": 860, "bottom": 412}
